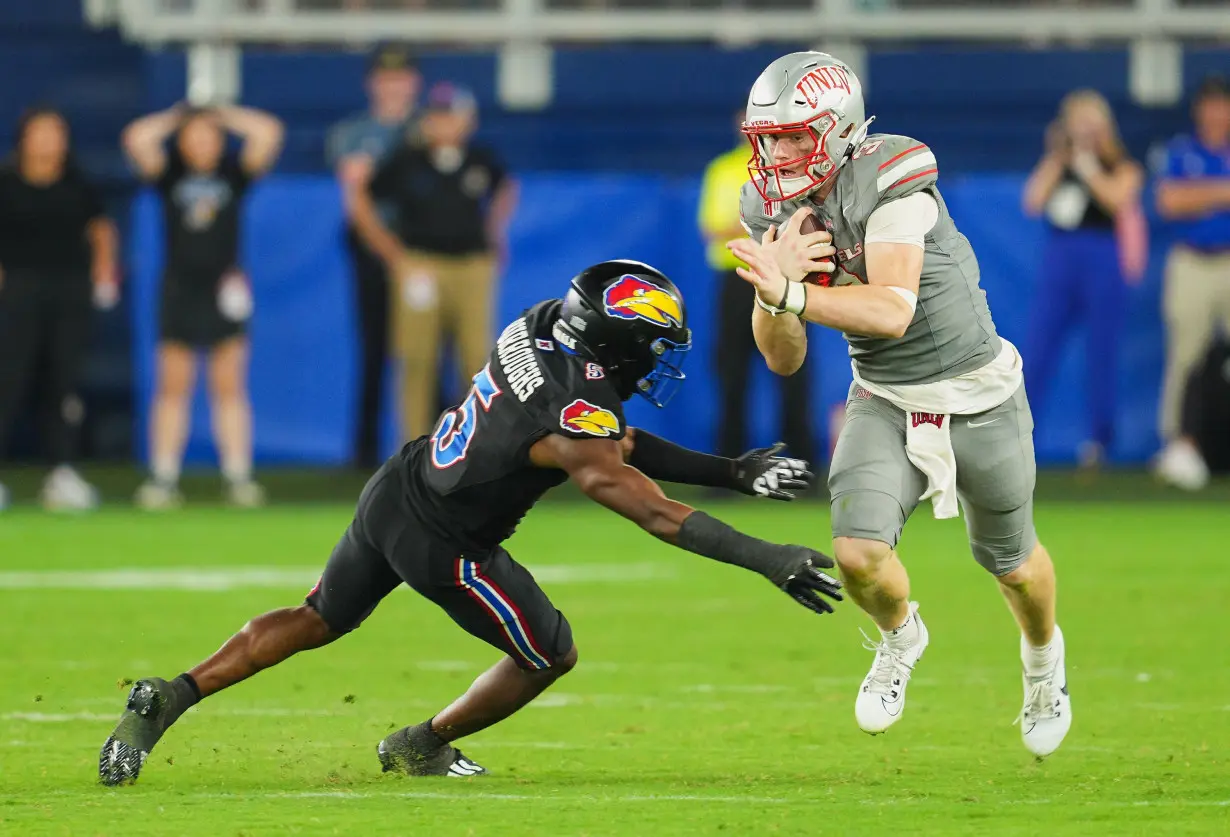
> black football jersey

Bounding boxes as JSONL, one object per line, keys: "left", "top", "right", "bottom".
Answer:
{"left": 400, "top": 300, "right": 626, "bottom": 550}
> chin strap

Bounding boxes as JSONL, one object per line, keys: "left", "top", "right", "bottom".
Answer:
{"left": 842, "top": 115, "right": 877, "bottom": 162}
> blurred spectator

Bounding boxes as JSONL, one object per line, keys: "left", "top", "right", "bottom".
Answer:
{"left": 327, "top": 44, "right": 422, "bottom": 468}
{"left": 698, "top": 113, "right": 815, "bottom": 466}
{"left": 1152, "top": 75, "right": 1230, "bottom": 491}
{"left": 0, "top": 107, "right": 119, "bottom": 511}
{"left": 1022, "top": 89, "right": 1144, "bottom": 472}
{"left": 351, "top": 82, "right": 517, "bottom": 442}
{"left": 122, "top": 104, "right": 284, "bottom": 509}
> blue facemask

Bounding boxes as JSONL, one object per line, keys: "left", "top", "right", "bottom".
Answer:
{"left": 636, "top": 334, "right": 692, "bottom": 408}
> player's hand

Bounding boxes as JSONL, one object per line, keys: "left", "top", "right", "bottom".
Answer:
{"left": 732, "top": 442, "right": 813, "bottom": 501}
{"left": 777, "top": 550, "right": 843, "bottom": 615}
{"left": 727, "top": 232, "right": 789, "bottom": 307}
{"left": 766, "top": 206, "right": 838, "bottom": 282}
{"left": 728, "top": 207, "right": 835, "bottom": 284}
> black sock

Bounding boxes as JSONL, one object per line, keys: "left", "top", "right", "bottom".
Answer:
{"left": 407, "top": 718, "right": 447, "bottom": 754}
{"left": 174, "top": 673, "right": 202, "bottom": 705}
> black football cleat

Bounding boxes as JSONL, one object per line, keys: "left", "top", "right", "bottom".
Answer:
{"left": 377, "top": 727, "right": 488, "bottom": 777}
{"left": 98, "top": 678, "right": 187, "bottom": 786}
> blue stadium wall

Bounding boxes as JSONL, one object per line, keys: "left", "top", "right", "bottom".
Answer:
{"left": 130, "top": 171, "right": 1177, "bottom": 467}
{"left": 0, "top": 5, "right": 1218, "bottom": 465}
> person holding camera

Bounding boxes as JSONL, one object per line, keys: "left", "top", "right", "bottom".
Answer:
{"left": 1022, "top": 89, "right": 1145, "bottom": 472}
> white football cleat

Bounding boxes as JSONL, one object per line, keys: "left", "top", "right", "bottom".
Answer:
{"left": 41, "top": 466, "right": 99, "bottom": 512}
{"left": 855, "top": 601, "right": 929, "bottom": 734}
{"left": 226, "top": 479, "right": 266, "bottom": 509}
{"left": 135, "top": 479, "right": 183, "bottom": 511}
{"left": 1154, "top": 440, "right": 1209, "bottom": 491}
{"left": 1018, "top": 625, "right": 1072, "bottom": 758}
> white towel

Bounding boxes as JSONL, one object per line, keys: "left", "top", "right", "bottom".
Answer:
{"left": 903, "top": 409, "right": 958, "bottom": 519}
{"left": 852, "top": 340, "right": 1025, "bottom": 520}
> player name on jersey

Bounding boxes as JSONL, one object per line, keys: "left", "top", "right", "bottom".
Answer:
{"left": 496, "top": 317, "right": 545, "bottom": 403}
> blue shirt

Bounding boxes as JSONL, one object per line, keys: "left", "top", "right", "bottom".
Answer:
{"left": 1153, "top": 134, "right": 1230, "bottom": 250}
{"left": 326, "top": 112, "right": 419, "bottom": 225}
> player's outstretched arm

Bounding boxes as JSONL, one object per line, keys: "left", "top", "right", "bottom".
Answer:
{"left": 622, "top": 430, "right": 811, "bottom": 500}
{"left": 530, "top": 434, "right": 842, "bottom": 614}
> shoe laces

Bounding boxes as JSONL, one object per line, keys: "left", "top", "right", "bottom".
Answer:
{"left": 860, "top": 629, "right": 915, "bottom": 696}
{"left": 1016, "top": 675, "right": 1060, "bottom": 726}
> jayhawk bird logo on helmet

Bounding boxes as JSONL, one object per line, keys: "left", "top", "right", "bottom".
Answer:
{"left": 602, "top": 276, "right": 683, "bottom": 328}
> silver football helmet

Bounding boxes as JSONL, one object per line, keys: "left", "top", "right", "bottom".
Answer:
{"left": 743, "top": 52, "right": 875, "bottom": 205}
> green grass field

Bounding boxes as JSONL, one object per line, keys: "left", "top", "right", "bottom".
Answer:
{"left": 2, "top": 497, "right": 1228, "bottom": 836}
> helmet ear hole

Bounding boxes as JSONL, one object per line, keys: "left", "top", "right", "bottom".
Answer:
{"left": 840, "top": 123, "right": 854, "bottom": 138}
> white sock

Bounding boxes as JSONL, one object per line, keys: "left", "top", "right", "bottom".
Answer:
{"left": 883, "top": 610, "right": 918, "bottom": 648}
{"left": 1024, "top": 627, "right": 1061, "bottom": 677}
{"left": 152, "top": 455, "right": 180, "bottom": 486}
{"left": 222, "top": 458, "right": 252, "bottom": 485}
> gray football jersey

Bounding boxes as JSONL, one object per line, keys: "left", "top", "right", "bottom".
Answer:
{"left": 740, "top": 133, "right": 1000, "bottom": 385}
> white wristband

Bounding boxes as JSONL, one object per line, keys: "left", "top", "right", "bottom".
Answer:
{"left": 756, "top": 281, "right": 808, "bottom": 317}
{"left": 782, "top": 281, "right": 807, "bottom": 316}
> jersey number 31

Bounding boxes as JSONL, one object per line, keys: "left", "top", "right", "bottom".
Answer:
{"left": 431, "top": 365, "right": 502, "bottom": 469}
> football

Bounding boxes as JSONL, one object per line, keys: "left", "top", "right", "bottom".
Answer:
{"left": 799, "top": 212, "right": 834, "bottom": 285}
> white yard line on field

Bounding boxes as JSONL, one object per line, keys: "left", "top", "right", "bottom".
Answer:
{"left": 195, "top": 790, "right": 795, "bottom": 805}
{"left": 64, "top": 790, "right": 1228, "bottom": 809}
{"left": 3, "top": 712, "right": 114, "bottom": 722}
{"left": 0, "top": 563, "right": 675, "bottom": 592}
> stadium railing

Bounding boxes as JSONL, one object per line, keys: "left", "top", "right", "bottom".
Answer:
{"left": 89, "top": 0, "right": 1230, "bottom": 44}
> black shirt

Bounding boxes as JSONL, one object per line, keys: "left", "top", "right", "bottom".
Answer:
{"left": 1044, "top": 165, "right": 1117, "bottom": 232}
{"left": 0, "top": 164, "right": 104, "bottom": 275}
{"left": 370, "top": 144, "right": 507, "bottom": 256}
{"left": 401, "top": 300, "right": 625, "bottom": 550}
{"left": 156, "top": 148, "right": 250, "bottom": 281}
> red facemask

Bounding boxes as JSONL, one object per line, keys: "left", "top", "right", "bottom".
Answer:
{"left": 743, "top": 111, "right": 842, "bottom": 210}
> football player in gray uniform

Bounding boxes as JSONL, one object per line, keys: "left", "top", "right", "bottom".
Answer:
{"left": 727, "top": 52, "right": 1071, "bottom": 758}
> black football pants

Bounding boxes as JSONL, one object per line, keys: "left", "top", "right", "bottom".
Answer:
{"left": 0, "top": 271, "right": 92, "bottom": 464}
{"left": 305, "top": 453, "right": 574, "bottom": 671}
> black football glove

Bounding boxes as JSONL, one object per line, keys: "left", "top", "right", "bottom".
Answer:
{"left": 732, "top": 442, "right": 814, "bottom": 501}
{"left": 775, "top": 548, "right": 843, "bottom": 615}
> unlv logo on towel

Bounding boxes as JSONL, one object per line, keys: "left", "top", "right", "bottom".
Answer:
{"left": 911, "top": 412, "right": 945, "bottom": 429}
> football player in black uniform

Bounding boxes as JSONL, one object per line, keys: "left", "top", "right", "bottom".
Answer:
{"left": 98, "top": 260, "right": 842, "bottom": 784}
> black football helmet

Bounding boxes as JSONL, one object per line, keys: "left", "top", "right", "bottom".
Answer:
{"left": 553, "top": 260, "right": 692, "bottom": 407}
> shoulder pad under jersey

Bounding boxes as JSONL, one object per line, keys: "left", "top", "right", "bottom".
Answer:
{"left": 845, "top": 134, "right": 939, "bottom": 211}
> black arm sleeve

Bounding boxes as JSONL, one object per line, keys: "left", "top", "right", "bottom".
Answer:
{"left": 626, "top": 430, "right": 735, "bottom": 489}
{"left": 675, "top": 511, "right": 801, "bottom": 586}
